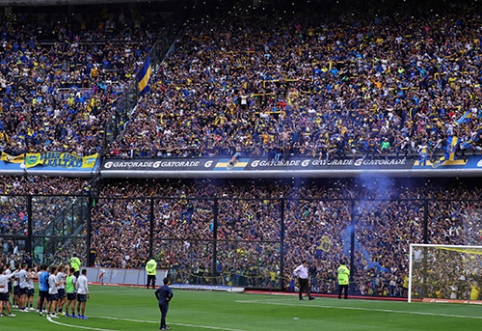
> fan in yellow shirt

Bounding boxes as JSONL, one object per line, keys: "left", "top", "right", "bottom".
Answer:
{"left": 470, "top": 282, "right": 480, "bottom": 300}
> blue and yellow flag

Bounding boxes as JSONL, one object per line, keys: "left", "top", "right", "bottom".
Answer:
{"left": 81, "top": 154, "right": 99, "bottom": 169}
{"left": 456, "top": 111, "right": 472, "bottom": 125}
{"left": 1, "top": 152, "right": 24, "bottom": 164}
{"left": 431, "top": 136, "right": 460, "bottom": 168}
{"left": 136, "top": 56, "right": 152, "bottom": 95}
{"left": 445, "top": 136, "right": 459, "bottom": 161}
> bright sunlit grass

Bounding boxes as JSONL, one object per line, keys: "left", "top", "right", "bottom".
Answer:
{"left": 1, "top": 285, "right": 481, "bottom": 331}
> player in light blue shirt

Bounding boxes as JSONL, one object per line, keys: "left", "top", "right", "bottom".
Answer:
{"left": 37, "top": 264, "right": 50, "bottom": 316}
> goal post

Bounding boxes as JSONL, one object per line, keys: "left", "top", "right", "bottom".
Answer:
{"left": 408, "top": 244, "right": 482, "bottom": 304}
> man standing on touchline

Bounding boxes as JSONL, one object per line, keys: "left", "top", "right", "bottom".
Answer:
{"left": 155, "top": 277, "right": 173, "bottom": 331}
{"left": 293, "top": 260, "right": 315, "bottom": 301}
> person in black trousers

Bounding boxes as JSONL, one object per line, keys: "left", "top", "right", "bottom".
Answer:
{"left": 337, "top": 260, "right": 350, "bottom": 299}
{"left": 293, "top": 260, "right": 315, "bottom": 300}
{"left": 155, "top": 277, "right": 174, "bottom": 330}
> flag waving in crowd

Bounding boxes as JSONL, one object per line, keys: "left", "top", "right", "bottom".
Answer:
{"left": 137, "top": 56, "right": 152, "bottom": 96}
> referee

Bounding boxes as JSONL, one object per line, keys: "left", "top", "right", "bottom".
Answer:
{"left": 293, "top": 260, "right": 315, "bottom": 301}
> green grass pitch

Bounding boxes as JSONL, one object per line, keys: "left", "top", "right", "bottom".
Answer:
{"left": 1, "top": 285, "right": 481, "bottom": 331}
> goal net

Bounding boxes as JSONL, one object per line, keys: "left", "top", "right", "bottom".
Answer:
{"left": 408, "top": 244, "right": 482, "bottom": 304}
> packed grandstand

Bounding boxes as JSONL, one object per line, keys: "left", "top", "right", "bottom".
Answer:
{"left": 0, "top": 0, "right": 482, "bottom": 299}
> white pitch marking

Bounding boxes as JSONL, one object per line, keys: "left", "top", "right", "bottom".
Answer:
{"left": 235, "top": 300, "right": 482, "bottom": 320}
{"left": 171, "top": 322, "right": 248, "bottom": 331}
{"left": 99, "top": 316, "right": 248, "bottom": 331}
{"left": 46, "top": 315, "right": 118, "bottom": 331}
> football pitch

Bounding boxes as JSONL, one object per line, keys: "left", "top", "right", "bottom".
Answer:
{"left": 1, "top": 286, "right": 481, "bottom": 331}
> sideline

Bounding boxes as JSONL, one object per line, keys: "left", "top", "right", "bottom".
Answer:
{"left": 47, "top": 314, "right": 247, "bottom": 331}
{"left": 99, "top": 316, "right": 248, "bottom": 331}
{"left": 46, "top": 315, "right": 118, "bottom": 331}
{"left": 235, "top": 299, "right": 482, "bottom": 320}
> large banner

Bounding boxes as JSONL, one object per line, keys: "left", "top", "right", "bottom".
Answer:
{"left": 101, "top": 157, "right": 413, "bottom": 172}
{"left": 1, "top": 154, "right": 481, "bottom": 178}
{"left": 25, "top": 152, "right": 99, "bottom": 169}
{"left": 244, "top": 157, "right": 411, "bottom": 170}
{"left": 100, "top": 156, "right": 482, "bottom": 178}
{"left": 102, "top": 158, "right": 216, "bottom": 171}
{"left": 0, "top": 152, "right": 99, "bottom": 176}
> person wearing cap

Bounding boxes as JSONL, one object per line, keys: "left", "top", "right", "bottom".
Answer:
{"left": 337, "top": 260, "right": 350, "bottom": 299}
{"left": 293, "top": 260, "right": 315, "bottom": 301}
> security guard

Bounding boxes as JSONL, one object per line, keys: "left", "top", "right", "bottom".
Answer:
{"left": 146, "top": 257, "right": 157, "bottom": 289}
{"left": 337, "top": 260, "right": 350, "bottom": 299}
{"left": 69, "top": 253, "right": 81, "bottom": 278}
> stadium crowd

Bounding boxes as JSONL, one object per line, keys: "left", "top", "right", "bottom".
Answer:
{"left": 0, "top": 0, "right": 481, "bottom": 301}
{"left": 88, "top": 176, "right": 482, "bottom": 297}
{"left": 0, "top": 6, "right": 161, "bottom": 157}
{"left": 1, "top": 0, "right": 482, "bottom": 162}
{"left": 108, "top": 0, "right": 482, "bottom": 162}
{"left": 4, "top": 172, "right": 480, "bottom": 298}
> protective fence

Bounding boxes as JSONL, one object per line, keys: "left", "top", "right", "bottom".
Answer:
{"left": 1, "top": 195, "right": 482, "bottom": 298}
{"left": 87, "top": 267, "right": 168, "bottom": 287}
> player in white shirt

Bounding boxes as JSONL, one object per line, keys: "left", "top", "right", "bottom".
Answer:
{"left": 4, "top": 266, "right": 13, "bottom": 308}
{"left": 47, "top": 266, "right": 61, "bottom": 318}
{"left": 75, "top": 269, "right": 89, "bottom": 319}
{"left": 12, "top": 264, "right": 20, "bottom": 308}
{"left": 26, "top": 267, "right": 37, "bottom": 310}
{"left": 56, "top": 264, "right": 67, "bottom": 315}
{"left": 17, "top": 263, "right": 30, "bottom": 312}
{"left": 0, "top": 266, "right": 17, "bottom": 317}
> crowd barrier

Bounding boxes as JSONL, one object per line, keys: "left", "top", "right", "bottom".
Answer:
{"left": 86, "top": 267, "right": 168, "bottom": 287}
{"left": 85, "top": 267, "right": 244, "bottom": 292}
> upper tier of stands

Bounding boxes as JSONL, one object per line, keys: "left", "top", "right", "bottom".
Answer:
{"left": 108, "top": 0, "right": 482, "bottom": 161}
{"left": 0, "top": 0, "right": 481, "bottom": 162}
{"left": 0, "top": 5, "right": 163, "bottom": 156}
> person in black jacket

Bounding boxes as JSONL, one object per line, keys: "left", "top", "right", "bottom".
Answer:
{"left": 155, "top": 277, "right": 174, "bottom": 330}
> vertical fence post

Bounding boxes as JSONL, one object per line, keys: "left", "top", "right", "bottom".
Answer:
{"left": 212, "top": 198, "right": 218, "bottom": 284}
{"left": 423, "top": 199, "right": 429, "bottom": 244}
{"left": 87, "top": 197, "right": 93, "bottom": 267}
{"left": 280, "top": 197, "right": 285, "bottom": 291}
{"left": 149, "top": 197, "right": 155, "bottom": 259}
{"left": 349, "top": 199, "right": 356, "bottom": 292}
{"left": 421, "top": 198, "right": 429, "bottom": 298}
{"left": 26, "top": 195, "right": 33, "bottom": 256}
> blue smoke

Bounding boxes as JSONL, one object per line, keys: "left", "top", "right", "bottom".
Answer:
{"left": 340, "top": 175, "right": 392, "bottom": 274}
{"left": 341, "top": 224, "right": 389, "bottom": 273}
